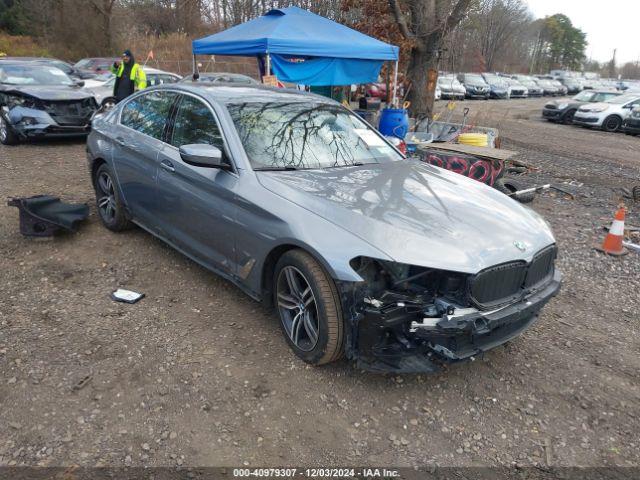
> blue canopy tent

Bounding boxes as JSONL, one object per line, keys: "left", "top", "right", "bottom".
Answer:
{"left": 192, "top": 6, "right": 400, "bottom": 102}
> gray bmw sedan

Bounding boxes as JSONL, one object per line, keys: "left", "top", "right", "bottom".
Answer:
{"left": 87, "top": 83, "right": 560, "bottom": 373}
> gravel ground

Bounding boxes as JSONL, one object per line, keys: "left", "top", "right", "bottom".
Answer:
{"left": 0, "top": 97, "right": 639, "bottom": 471}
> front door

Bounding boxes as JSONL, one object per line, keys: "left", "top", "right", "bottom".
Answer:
{"left": 112, "top": 90, "right": 177, "bottom": 226}
{"left": 155, "top": 93, "right": 239, "bottom": 276}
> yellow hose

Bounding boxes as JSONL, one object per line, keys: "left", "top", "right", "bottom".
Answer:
{"left": 458, "top": 133, "right": 488, "bottom": 147}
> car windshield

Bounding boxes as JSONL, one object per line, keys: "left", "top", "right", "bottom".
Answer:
{"left": 464, "top": 74, "right": 485, "bottom": 83}
{"left": 0, "top": 64, "right": 74, "bottom": 86}
{"left": 74, "top": 59, "right": 92, "bottom": 69}
{"left": 606, "top": 94, "right": 640, "bottom": 105}
{"left": 182, "top": 73, "right": 256, "bottom": 84}
{"left": 227, "top": 101, "right": 402, "bottom": 170}
{"left": 483, "top": 75, "right": 506, "bottom": 86}
{"left": 573, "top": 91, "right": 596, "bottom": 101}
{"left": 93, "top": 72, "right": 114, "bottom": 82}
{"left": 438, "top": 76, "right": 459, "bottom": 85}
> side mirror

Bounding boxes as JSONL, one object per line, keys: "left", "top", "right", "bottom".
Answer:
{"left": 74, "top": 80, "right": 85, "bottom": 87}
{"left": 179, "top": 144, "right": 228, "bottom": 169}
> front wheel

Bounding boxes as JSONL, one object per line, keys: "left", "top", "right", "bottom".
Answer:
{"left": 561, "top": 109, "right": 576, "bottom": 124}
{"left": 602, "top": 115, "right": 622, "bottom": 132}
{"left": 0, "top": 115, "right": 19, "bottom": 145}
{"left": 274, "top": 250, "right": 344, "bottom": 366}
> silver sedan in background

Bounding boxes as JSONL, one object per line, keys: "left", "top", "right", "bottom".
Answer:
{"left": 87, "top": 84, "right": 560, "bottom": 373}
{"left": 85, "top": 67, "right": 181, "bottom": 107}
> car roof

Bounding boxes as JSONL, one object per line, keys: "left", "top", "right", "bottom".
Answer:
{"left": 143, "top": 67, "right": 178, "bottom": 75}
{"left": 0, "top": 56, "right": 69, "bottom": 64}
{"left": 157, "top": 82, "right": 335, "bottom": 105}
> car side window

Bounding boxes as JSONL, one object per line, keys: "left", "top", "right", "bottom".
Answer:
{"left": 120, "top": 91, "right": 177, "bottom": 140}
{"left": 171, "top": 95, "right": 224, "bottom": 149}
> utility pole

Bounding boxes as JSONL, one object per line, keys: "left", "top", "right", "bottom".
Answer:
{"left": 608, "top": 48, "right": 617, "bottom": 79}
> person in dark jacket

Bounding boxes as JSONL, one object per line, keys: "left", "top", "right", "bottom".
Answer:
{"left": 110, "top": 50, "right": 147, "bottom": 103}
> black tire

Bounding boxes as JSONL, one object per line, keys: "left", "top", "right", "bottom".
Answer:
{"left": 0, "top": 114, "right": 19, "bottom": 145}
{"left": 494, "top": 178, "right": 535, "bottom": 203}
{"left": 101, "top": 97, "right": 117, "bottom": 109}
{"left": 273, "top": 249, "right": 344, "bottom": 366}
{"left": 94, "top": 163, "right": 133, "bottom": 231}
{"left": 602, "top": 115, "right": 622, "bottom": 132}
{"left": 561, "top": 109, "right": 576, "bottom": 124}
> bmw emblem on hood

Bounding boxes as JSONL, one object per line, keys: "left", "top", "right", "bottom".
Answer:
{"left": 514, "top": 241, "right": 527, "bottom": 252}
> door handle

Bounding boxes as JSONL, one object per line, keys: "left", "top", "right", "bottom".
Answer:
{"left": 160, "top": 161, "right": 175, "bottom": 173}
{"left": 115, "top": 136, "right": 126, "bottom": 146}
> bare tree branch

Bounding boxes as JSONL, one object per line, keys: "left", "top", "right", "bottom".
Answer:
{"left": 388, "top": 0, "right": 414, "bottom": 39}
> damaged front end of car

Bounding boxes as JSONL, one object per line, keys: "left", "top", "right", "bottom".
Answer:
{"left": 1, "top": 92, "right": 96, "bottom": 139}
{"left": 339, "top": 246, "right": 561, "bottom": 373}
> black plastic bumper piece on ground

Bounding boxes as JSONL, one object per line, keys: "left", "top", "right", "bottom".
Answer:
{"left": 7, "top": 195, "right": 89, "bottom": 237}
{"left": 355, "top": 272, "right": 561, "bottom": 373}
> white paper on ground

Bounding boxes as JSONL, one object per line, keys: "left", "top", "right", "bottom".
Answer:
{"left": 112, "top": 288, "right": 144, "bottom": 303}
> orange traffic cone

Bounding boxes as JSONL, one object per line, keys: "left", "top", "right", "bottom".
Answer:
{"left": 595, "top": 207, "right": 628, "bottom": 256}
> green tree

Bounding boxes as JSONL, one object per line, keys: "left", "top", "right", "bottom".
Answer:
{"left": 534, "top": 14, "right": 586, "bottom": 71}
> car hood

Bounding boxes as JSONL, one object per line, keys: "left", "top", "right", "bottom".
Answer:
{"left": 578, "top": 102, "right": 610, "bottom": 111}
{"left": 257, "top": 161, "right": 555, "bottom": 274}
{"left": 2, "top": 85, "right": 94, "bottom": 101}
{"left": 547, "top": 99, "right": 582, "bottom": 108}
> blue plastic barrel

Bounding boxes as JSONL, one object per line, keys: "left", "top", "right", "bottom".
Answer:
{"left": 378, "top": 108, "right": 409, "bottom": 139}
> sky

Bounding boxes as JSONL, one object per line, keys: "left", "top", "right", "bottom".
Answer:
{"left": 526, "top": 0, "right": 640, "bottom": 65}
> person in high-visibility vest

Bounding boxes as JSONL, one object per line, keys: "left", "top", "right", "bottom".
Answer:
{"left": 110, "top": 49, "right": 147, "bottom": 103}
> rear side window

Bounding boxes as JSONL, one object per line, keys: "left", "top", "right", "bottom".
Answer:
{"left": 147, "top": 74, "right": 178, "bottom": 87}
{"left": 171, "top": 95, "right": 224, "bottom": 149}
{"left": 120, "top": 91, "right": 177, "bottom": 140}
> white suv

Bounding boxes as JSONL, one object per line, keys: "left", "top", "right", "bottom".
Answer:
{"left": 573, "top": 93, "right": 640, "bottom": 132}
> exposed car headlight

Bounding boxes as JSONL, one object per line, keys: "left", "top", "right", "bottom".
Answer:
{"left": 349, "top": 256, "right": 470, "bottom": 307}
{"left": 590, "top": 106, "right": 609, "bottom": 113}
{"left": 557, "top": 103, "right": 569, "bottom": 110}
{"left": 4, "top": 95, "right": 35, "bottom": 109}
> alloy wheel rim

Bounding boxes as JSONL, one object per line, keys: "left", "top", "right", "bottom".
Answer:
{"left": 276, "top": 266, "right": 319, "bottom": 352}
{"left": 606, "top": 118, "right": 619, "bottom": 130}
{"left": 97, "top": 171, "right": 117, "bottom": 222}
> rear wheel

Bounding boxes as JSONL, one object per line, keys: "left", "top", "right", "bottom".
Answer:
{"left": 94, "top": 163, "right": 133, "bottom": 231}
{"left": 0, "top": 114, "right": 19, "bottom": 145}
{"left": 274, "top": 249, "right": 344, "bottom": 366}
{"left": 602, "top": 115, "right": 622, "bottom": 132}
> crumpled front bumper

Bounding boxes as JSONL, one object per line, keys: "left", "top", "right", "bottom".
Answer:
{"left": 351, "top": 271, "right": 561, "bottom": 373}
{"left": 5, "top": 106, "right": 91, "bottom": 139}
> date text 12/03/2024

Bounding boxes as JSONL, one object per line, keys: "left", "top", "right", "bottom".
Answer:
{"left": 232, "top": 468, "right": 400, "bottom": 478}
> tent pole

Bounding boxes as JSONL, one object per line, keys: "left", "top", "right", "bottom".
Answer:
{"left": 192, "top": 54, "right": 200, "bottom": 80}
{"left": 266, "top": 53, "right": 271, "bottom": 76}
{"left": 392, "top": 60, "right": 399, "bottom": 107}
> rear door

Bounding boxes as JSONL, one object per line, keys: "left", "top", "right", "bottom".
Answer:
{"left": 155, "top": 93, "right": 239, "bottom": 275}
{"left": 112, "top": 90, "right": 177, "bottom": 227}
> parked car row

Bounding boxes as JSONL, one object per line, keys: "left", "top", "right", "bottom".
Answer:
{"left": 542, "top": 88, "right": 640, "bottom": 134}
{"left": 441, "top": 72, "right": 572, "bottom": 100}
